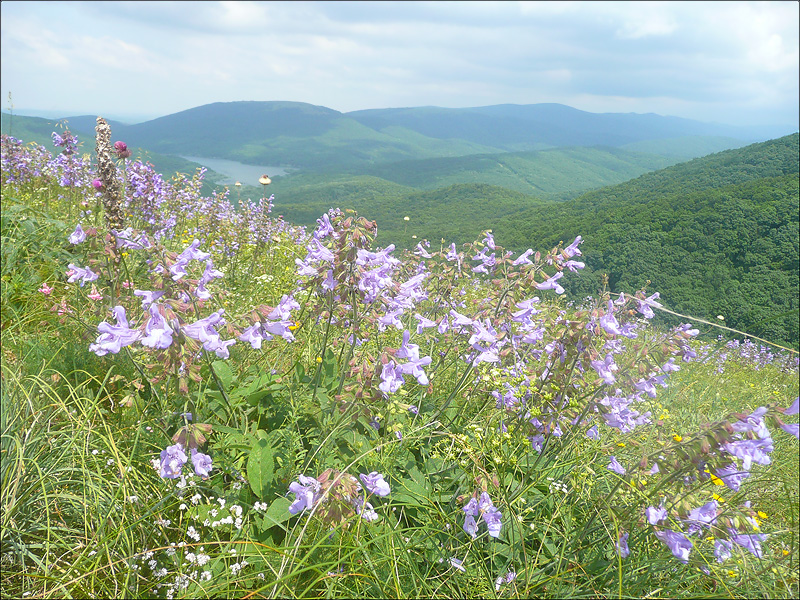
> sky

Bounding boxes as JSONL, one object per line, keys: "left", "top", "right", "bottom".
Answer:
{"left": 1, "top": 1, "right": 798, "bottom": 127}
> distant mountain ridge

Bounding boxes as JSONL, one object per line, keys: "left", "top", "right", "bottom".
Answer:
{"left": 4, "top": 100, "right": 792, "bottom": 172}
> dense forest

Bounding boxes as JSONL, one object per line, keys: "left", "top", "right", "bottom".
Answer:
{"left": 489, "top": 135, "right": 799, "bottom": 348}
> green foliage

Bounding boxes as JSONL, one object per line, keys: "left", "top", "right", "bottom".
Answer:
{"left": 494, "top": 135, "right": 800, "bottom": 348}
{"left": 2, "top": 129, "right": 798, "bottom": 600}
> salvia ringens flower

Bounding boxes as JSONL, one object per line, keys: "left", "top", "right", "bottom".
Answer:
{"left": 655, "top": 529, "right": 692, "bottom": 563}
{"left": 463, "top": 492, "right": 502, "bottom": 539}
{"left": 359, "top": 472, "right": 390, "bottom": 497}
{"left": 68, "top": 223, "right": 86, "bottom": 244}
{"left": 616, "top": 532, "right": 630, "bottom": 558}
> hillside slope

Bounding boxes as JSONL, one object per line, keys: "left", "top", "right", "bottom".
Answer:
{"left": 493, "top": 134, "right": 800, "bottom": 347}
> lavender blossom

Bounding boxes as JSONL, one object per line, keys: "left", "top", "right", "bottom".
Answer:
{"left": 67, "top": 263, "right": 99, "bottom": 287}
{"left": 89, "top": 306, "right": 141, "bottom": 356}
{"left": 645, "top": 506, "right": 668, "bottom": 525}
{"left": 159, "top": 444, "right": 188, "bottom": 479}
{"left": 536, "top": 271, "right": 565, "bottom": 294}
{"left": 191, "top": 448, "right": 213, "bottom": 478}
{"left": 288, "top": 475, "right": 322, "bottom": 515}
{"left": 616, "top": 532, "right": 630, "bottom": 558}
{"left": 654, "top": 529, "right": 692, "bottom": 563}
{"left": 68, "top": 224, "right": 86, "bottom": 244}
{"left": 141, "top": 304, "right": 174, "bottom": 349}
{"left": 359, "top": 472, "right": 391, "bottom": 497}
{"left": 463, "top": 492, "right": 502, "bottom": 539}
{"left": 607, "top": 456, "right": 626, "bottom": 475}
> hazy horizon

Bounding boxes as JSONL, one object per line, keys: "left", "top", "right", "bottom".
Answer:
{"left": 2, "top": 1, "right": 797, "bottom": 130}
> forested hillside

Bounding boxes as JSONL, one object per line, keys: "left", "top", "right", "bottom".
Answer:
{"left": 492, "top": 134, "right": 800, "bottom": 348}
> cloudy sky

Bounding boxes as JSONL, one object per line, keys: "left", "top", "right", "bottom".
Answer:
{"left": 1, "top": 1, "right": 798, "bottom": 127}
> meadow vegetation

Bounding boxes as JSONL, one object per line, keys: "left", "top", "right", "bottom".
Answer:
{"left": 1, "top": 125, "right": 798, "bottom": 599}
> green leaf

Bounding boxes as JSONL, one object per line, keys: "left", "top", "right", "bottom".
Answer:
{"left": 212, "top": 360, "right": 234, "bottom": 390}
{"left": 261, "top": 497, "right": 293, "bottom": 531}
{"left": 247, "top": 438, "right": 274, "bottom": 498}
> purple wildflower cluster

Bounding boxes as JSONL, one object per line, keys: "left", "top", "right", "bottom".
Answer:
{"left": 287, "top": 469, "right": 391, "bottom": 525}
{"left": 612, "top": 397, "right": 798, "bottom": 565}
{"left": 158, "top": 443, "right": 213, "bottom": 479}
{"left": 462, "top": 492, "right": 502, "bottom": 539}
{"left": 691, "top": 336, "right": 799, "bottom": 374}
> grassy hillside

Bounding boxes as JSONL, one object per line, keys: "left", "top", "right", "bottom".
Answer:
{"left": 620, "top": 135, "right": 748, "bottom": 159}
{"left": 358, "top": 146, "right": 680, "bottom": 197}
{"left": 493, "top": 134, "right": 800, "bottom": 348}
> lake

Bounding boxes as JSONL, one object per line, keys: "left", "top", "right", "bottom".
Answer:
{"left": 177, "top": 156, "right": 295, "bottom": 186}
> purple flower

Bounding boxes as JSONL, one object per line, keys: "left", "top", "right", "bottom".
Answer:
{"left": 398, "top": 356, "right": 432, "bottom": 386}
{"left": 68, "top": 224, "right": 86, "bottom": 244}
{"left": 723, "top": 437, "right": 774, "bottom": 471}
{"left": 730, "top": 531, "right": 767, "bottom": 558}
{"left": 414, "top": 314, "right": 437, "bottom": 334}
{"left": 536, "top": 271, "right": 565, "bottom": 294}
{"left": 463, "top": 492, "right": 502, "bottom": 539}
{"left": 288, "top": 474, "right": 322, "bottom": 515}
{"left": 591, "top": 354, "right": 618, "bottom": 385}
{"left": 599, "top": 300, "right": 623, "bottom": 335}
{"left": 685, "top": 500, "right": 718, "bottom": 533}
{"left": 176, "top": 239, "right": 211, "bottom": 263}
{"left": 655, "top": 529, "right": 692, "bottom": 563}
{"left": 67, "top": 263, "right": 99, "bottom": 287}
{"left": 607, "top": 456, "right": 626, "bottom": 475}
{"left": 182, "top": 309, "right": 226, "bottom": 350}
{"left": 512, "top": 249, "right": 533, "bottom": 266}
{"left": 306, "top": 237, "right": 335, "bottom": 262}
{"left": 159, "top": 443, "right": 188, "bottom": 479}
{"left": 268, "top": 295, "right": 300, "bottom": 321}
{"left": 261, "top": 319, "right": 295, "bottom": 342}
{"left": 779, "top": 422, "right": 799, "bottom": 438}
{"left": 359, "top": 472, "right": 390, "bottom": 497}
{"left": 564, "top": 260, "right": 585, "bottom": 272}
{"left": 114, "top": 228, "right": 150, "bottom": 250}
{"left": 636, "top": 292, "right": 662, "bottom": 319}
{"left": 731, "top": 406, "right": 770, "bottom": 439}
{"left": 191, "top": 448, "right": 213, "bottom": 478}
{"left": 714, "top": 539, "right": 733, "bottom": 563}
{"left": 314, "top": 213, "right": 336, "bottom": 239}
{"left": 645, "top": 506, "right": 668, "bottom": 525}
{"left": 449, "top": 557, "right": 466, "bottom": 572}
{"left": 586, "top": 425, "right": 600, "bottom": 440}
{"left": 714, "top": 463, "right": 750, "bottom": 491}
{"left": 395, "top": 330, "right": 421, "bottom": 361}
{"left": 133, "top": 289, "right": 165, "bottom": 308}
{"left": 414, "top": 242, "right": 432, "bottom": 258}
{"left": 379, "top": 361, "right": 405, "bottom": 395}
{"left": 322, "top": 269, "right": 338, "bottom": 292}
{"left": 89, "top": 306, "right": 141, "bottom": 356}
{"left": 616, "top": 532, "right": 630, "bottom": 558}
{"left": 353, "top": 497, "right": 379, "bottom": 521}
{"left": 564, "top": 235, "right": 583, "bottom": 257}
{"left": 141, "top": 304, "right": 174, "bottom": 349}
{"left": 785, "top": 397, "right": 799, "bottom": 415}
{"left": 92, "top": 178, "right": 103, "bottom": 189}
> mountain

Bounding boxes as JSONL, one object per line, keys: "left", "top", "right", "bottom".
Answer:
{"left": 7, "top": 100, "right": 779, "bottom": 172}
{"left": 491, "top": 134, "right": 800, "bottom": 348}
{"left": 111, "top": 101, "right": 504, "bottom": 170}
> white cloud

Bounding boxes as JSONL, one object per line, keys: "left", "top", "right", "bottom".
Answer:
{"left": 1, "top": 1, "right": 797, "bottom": 126}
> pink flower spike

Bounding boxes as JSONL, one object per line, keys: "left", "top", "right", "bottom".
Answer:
{"left": 88, "top": 285, "right": 103, "bottom": 301}
{"left": 39, "top": 283, "right": 54, "bottom": 296}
